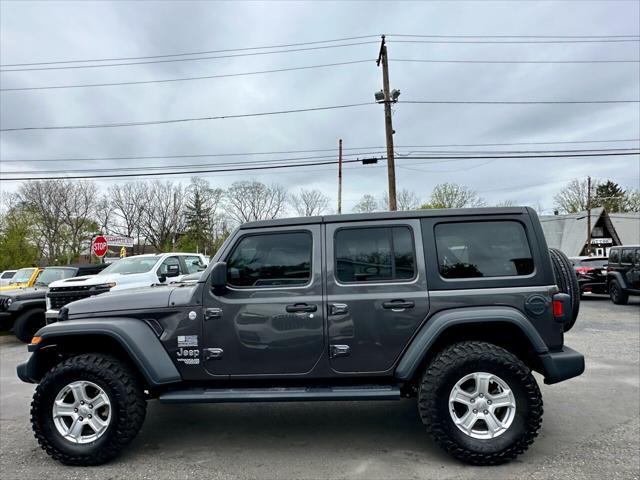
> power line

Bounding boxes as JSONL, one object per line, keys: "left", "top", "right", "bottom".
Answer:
{"left": 0, "top": 102, "right": 375, "bottom": 132}
{"left": 401, "top": 100, "right": 640, "bottom": 105}
{"left": 389, "top": 39, "right": 640, "bottom": 44}
{"left": 3, "top": 100, "right": 637, "bottom": 133}
{"left": 2, "top": 151, "right": 637, "bottom": 181}
{"left": 4, "top": 33, "right": 632, "bottom": 68}
{"left": 0, "top": 41, "right": 379, "bottom": 73}
{"left": 4, "top": 148, "right": 635, "bottom": 175}
{"left": 0, "top": 59, "right": 374, "bottom": 92}
{"left": 0, "top": 35, "right": 380, "bottom": 67}
{"left": 2, "top": 139, "right": 638, "bottom": 163}
{"left": 392, "top": 58, "right": 640, "bottom": 64}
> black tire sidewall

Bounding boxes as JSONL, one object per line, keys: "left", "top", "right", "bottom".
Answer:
{"left": 13, "top": 309, "right": 45, "bottom": 343}
{"left": 35, "top": 369, "right": 119, "bottom": 458}
{"left": 433, "top": 357, "right": 533, "bottom": 454}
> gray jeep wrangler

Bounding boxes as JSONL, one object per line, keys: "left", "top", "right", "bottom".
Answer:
{"left": 17, "top": 208, "right": 584, "bottom": 466}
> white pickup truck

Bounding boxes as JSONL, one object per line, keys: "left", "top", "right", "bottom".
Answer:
{"left": 45, "top": 253, "right": 208, "bottom": 323}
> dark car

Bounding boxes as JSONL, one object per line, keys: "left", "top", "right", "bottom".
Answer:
{"left": 17, "top": 208, "right": 584, "bottom": 467}
{"left": 0, "top": 263, "right": 107, "bottom": 342}
{"left": 569, "top": 256, "right": 609, "bottom": 295}
{"left": 607, "top": 245, "right": 640, "bottom": 304}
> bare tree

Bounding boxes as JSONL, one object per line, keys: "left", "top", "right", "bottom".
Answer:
{"left": 352, "top": 194, "right": 379, "bottom": 213}
{"left": 553, "top": 178, "right": 596, "bottom": 213}
{"left": 495, "top": 200, "right": 516, "bottom": 207}
{"left": 381, "top": 189, "right": 421, "bottom": 211}
{"left": 140, "top": 181, "right": 186, "bottom": 251}
{"left": 18, "top": 180, "right": 68, "bottom": 262}
{"left": 94, "top": 195, "right": 113, "bottom": 234}
{"left": 225, "top": 180, "right": 287, "bottom": 224}
{"left": 422, "top": 183, "right": 485, "bottom": 209}
{"left": 109, "top": 183, "right": 147, "bottom": 253}
{"left": 59, "top": 181, "right": 99, "bottom": 263}
{"left": 290, "top": 188, "right": 330, "bottom": 216}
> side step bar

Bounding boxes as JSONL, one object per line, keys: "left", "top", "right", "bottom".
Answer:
{"left": 158, "top": 385, "right": 401, "bottom": 404}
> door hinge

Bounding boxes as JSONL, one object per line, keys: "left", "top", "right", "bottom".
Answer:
{"left": 330, "top": 344, "right": 350, "bottom": 358}
{"left": 204, "top": 308, "right": 222, "bottom": 321}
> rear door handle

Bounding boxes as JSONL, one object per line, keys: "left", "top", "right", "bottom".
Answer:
{"left": 382, "top": 300, "right": 415, "bottom": 310}
{"left": 286, "top": 303, "right": 318, "bottom": 313}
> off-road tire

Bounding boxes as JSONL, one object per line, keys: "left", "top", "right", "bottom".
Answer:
{"left": 549, "top": 247, "right": 580, "bottom": 331}
{"left": 31, "top": 353, "right": 146, "bottom": 465}
{"left": 418, "top": 341, "right": 543, "bottom": 466}
{"left": 609, "top": 279, "right": 629, "bottom": 305}
{"left": 13, "top": 308, "right": 45, "bottom": 343}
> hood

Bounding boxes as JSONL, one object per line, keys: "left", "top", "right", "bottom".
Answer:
{"left": 65, "top": 283, "right": 197, "bottom": 317}
{"left": 49, "top": 274, "right": 103, "bottom": 288}
{"left": 0, "top": 282, "right": 30, "bottom": 292}
{"left": 0, "top": 286, "right": 47, "bottom": 300}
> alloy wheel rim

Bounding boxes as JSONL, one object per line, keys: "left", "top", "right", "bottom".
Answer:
{"left": 52, "top": 380, "right": 111, "bottom": 444}
{"left": 448, "top": 371, "right": 516, "bottom": 440}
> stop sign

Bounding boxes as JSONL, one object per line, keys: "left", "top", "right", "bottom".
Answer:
{"left": 92, "top": 235, "right": 108, "bottom": 258}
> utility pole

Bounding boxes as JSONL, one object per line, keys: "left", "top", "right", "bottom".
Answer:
{"left": 377, "top": 35, "right": 397, "bottom": 211}
{"left": 337, "top": 138, "right": 343, "bottom": 214}
{"left": 586, "top": 176, "right": 592, "bottom": 256}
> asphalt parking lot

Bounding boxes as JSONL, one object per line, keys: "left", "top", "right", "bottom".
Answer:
{"left": 1, "top": 296, "right": 638, "bottom": 480}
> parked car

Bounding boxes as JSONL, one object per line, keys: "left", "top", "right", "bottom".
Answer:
{"left": 18, "top": 208, "right": 584, "bottom": 466}
{"left": 569, "top": 256, "right": 608, "bottom": 295}
{"left": 607, "top": 245, "right": 640, "bottom": 304}
{"left": 0, "top": 270, "right": 17, "bottom": 287}
{"left": 0, "top": 267, "right": 42, "bottom": 292}
{"left": 45, "top": 253, "right": 208, "bottom": 323}
{"left": 0, "top": 264, "right": 108, "bottom": 342}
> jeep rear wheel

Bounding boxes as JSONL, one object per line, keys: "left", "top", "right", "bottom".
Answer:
{"left": 609, "top": 279, "right": 629, "bottom": 305}
{"left": 31, "top": 353, "right": 146, "bottom": 465}
{"left": 418, "top": 341, "right": 543, "bottom": 465}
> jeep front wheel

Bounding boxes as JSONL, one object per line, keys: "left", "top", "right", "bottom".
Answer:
{"left": 418, "top": 341, "right": 543, "bottom": 465}
{"left": 31, "top": 353, "right": 146, "bottom": 465}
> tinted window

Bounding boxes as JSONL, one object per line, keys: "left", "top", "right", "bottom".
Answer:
{"left": 435, "top": 221, "right": 534, "bottom": 279}
{"left": 227, "top": 232, "right": 312, "bottom": 287}
{"left": 621, "top": 249, "right": 634, "bottom": 264}
{"left": 335, "top": 227, "right": 416, "bottom": 283}
{"left": 609, "top": 249, "right": 620, "bottom": 264}
{"left": 1, "top": 271, "right": 15, "bottom": 279}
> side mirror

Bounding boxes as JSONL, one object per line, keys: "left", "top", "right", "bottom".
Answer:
{"left": 210, "top": 262, "right": 227, "bottom": 289}
{"left": 166, "top": 264, "right": 180, "bottom": 278}
{"left": 157, "top": 273, "right": 167, "bottom": 283}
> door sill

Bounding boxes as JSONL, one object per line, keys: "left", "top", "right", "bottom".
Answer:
{"left": 158, "top": 385, "right": 401, "bottom": 403}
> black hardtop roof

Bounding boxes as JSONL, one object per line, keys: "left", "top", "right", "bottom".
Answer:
{"left": 239, "top": 206, "right": 533, "bottom": 230}
{"left": 44, "top": 263, "right": 108, "bottom": 271}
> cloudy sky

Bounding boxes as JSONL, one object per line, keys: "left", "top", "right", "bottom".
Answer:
{"left": 1, "top": 0, "right": 639, "bottom": 213}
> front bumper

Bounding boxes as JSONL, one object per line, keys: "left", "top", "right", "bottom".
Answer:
{"left": 538, "top": 345, "right": 585, "bottom": 384}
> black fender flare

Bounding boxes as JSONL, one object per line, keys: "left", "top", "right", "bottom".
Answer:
{"left": 8, "top": 299, "right": 45, "bottom": 313}
{"left": 607, "top": 271, "right": 628, "bottom": 289}
{"left": 394, "top": 306, "right": 549, "bottom": 381}
{"left": 20, "top": 317, "right": 181, "bottom": 386}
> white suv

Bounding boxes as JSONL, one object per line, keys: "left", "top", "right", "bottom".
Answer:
{"left": 45, "top": 253, "right": 208, "bottom": 322}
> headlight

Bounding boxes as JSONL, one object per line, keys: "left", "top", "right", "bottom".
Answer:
{"left": 5, "top": 298, "right": 12, "bottom": 309}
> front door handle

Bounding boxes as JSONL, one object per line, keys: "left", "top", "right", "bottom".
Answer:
{"left": 382, "top": 300, "right": 415, "bottom": 310}
{"left": 286, "top": 303, "right": 318, "bottom": 313}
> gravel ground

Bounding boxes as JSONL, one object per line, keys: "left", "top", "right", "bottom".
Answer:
{"left": 1, "top": 296, "right": 638, "bottom": 480}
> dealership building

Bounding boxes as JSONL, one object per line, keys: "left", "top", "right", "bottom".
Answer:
{"left": 540, "top": 207, "right": 640, "bottom": 257}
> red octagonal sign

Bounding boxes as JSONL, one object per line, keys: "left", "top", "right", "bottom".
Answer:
{"left": 92, "top": 235, "right": 108, "bottom": 258}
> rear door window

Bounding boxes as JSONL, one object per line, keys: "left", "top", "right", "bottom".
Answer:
{"left": 435, "top": 221, "right": 534, "bottom": 279}
{"left": 334, "top": 226, "right": 416, "bottom": 283}
{"left": 621, "top": 249, "right": 634, "bottom": 264}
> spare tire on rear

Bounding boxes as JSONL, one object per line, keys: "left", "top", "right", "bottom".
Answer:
{"left": 549, "top": 248, "right": 580, "bottom": 332}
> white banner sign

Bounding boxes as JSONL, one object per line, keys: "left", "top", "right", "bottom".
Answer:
{"left": 591, "top": 238, "right": 612, "bottom": 245}
{"left": 104, "top": 235, "right": 134, "bottom": 247}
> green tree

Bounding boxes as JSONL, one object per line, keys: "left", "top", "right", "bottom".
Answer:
{"left": 593, "top": 181, "right": 627, "bottom": 212}
{"left": 0, "top": 206, "right": 40, "bottom": 270}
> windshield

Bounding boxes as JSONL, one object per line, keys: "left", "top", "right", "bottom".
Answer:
{"left": 98, "top": 256, "right": 159, "bottom": 275}
{"left": 34, "top": 268, "right": 77, "bottom": 286}
{"left": 10, "top": 268, "right": 35, "bottom": 284}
